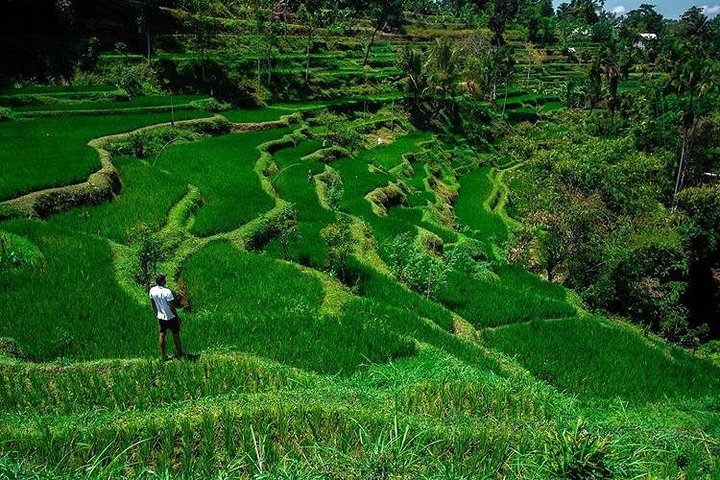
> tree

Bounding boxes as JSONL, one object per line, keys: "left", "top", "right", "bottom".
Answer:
{"left": 623, "top": 4, "right": 664, "bottom": 36}
{"left": 663, "top": 7, "right": 718, "bottom": 196}
{"left": 251, "top": 0, "right": 275, "bottom": 86}
{"left": 321, "top": 216, "right": 355, "bottom": 284}
{"left": 489, "top": 0, "right": 519, "bottom": 46}
{"left": 182, "top": 0, "right": 214, "bottom": 84}
{"left": 297, "top": 1, "right": 350, "bottom": 83}
{"left": 427, "top": 38, "right": 462, "bottom": 104}
{"left": 137, "top": 0, "right": 153, "bottom": 64}
{"left": 557, "top": 0, "right": 604, "bottom": 25}
{"left": 399, "top": 46, "right": 430, "bottom": 128}
{"left": 525, "top": 43, "right": 547, "bottom": 80}
{"left": 465, "top": 32, "right": 515, "bottom": 102}
{"left": 363, "top": 0, "right": 404, "bottom": 66}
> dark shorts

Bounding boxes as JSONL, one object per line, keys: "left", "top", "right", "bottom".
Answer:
{"left": 158, "top": 317, "right": 180, "bottom": 334}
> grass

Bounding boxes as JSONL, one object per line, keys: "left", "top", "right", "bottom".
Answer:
{"left": 0, "top": 109, "right": 210, "bottom": 201}
{"left": 0, "top": 84, "right": 118, "bottom": 95}
{"left": 11, "top": 94, "right": 206, "bottom": 113}
{"left": 263, "top": 138, "right": 335, "bottom": 267}
{"left": 0, "top": 219, "right": 154, "bottom": 361}
{"left": 155, "top": 127, "right": 292, "bottom": 236}
{"left": 182, "top": 241, "right": 415, "bottom": 374}
{"left": 455, "top": 166, "right": 508, "bottom": 252}
{"left": 484, "top": 316, "right": 720, "bottom": 403}
{"left": 221, "top": 106, "right": 292, "bottom": 123}
{"left": 46, "top": 156, "right": 188, "bottom": 243}
{"left": 1, "top": 70, "right": 719, "bottom": 479}
{"left": 436, "top": 268, "right": 577, "bottom": 328}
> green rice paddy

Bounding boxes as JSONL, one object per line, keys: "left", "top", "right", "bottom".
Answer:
{"left": 0, "top": 85, "right": 718, "bottom": 478}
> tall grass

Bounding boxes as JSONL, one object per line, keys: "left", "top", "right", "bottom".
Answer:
{"left": 454, "top": 166, "right": 508, "bottom": 250}
{"left": 484, "top": 316, "right": 720, "bottom": 402}
{"left": 155, "top": 127, "right": 293, "bottom": 236}
{"left": 47, "top": 156, "right": 188, "bottom": 243}
{"left": 435, "top": 268, "right": 576, "bottom": 328}
{"left": 263, "top": 139, "right": 336, "bottom": 267}
{"left": 222, "top": 107, "right": 291, "bottom": 123}
{"left": 0, "top": 352, "right": 317, "bottom": 415}
{"left": 0, "top": 110, "right": 210, "bottom": 201}
{"left": 0, "top": 219, "right": 154, "bottom": 360}
{"left": 182, "top": 241, "right": 415, "bottom": 374}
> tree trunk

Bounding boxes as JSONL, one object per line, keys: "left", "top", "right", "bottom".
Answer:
{"left": 674, "top": 127, "right": 690, "bottom": 198}
{"left": 305, "top": 43, "right": 311, "bottom": 83}
{"left": 363, "top": 24, "right": 381, "bottom": 67}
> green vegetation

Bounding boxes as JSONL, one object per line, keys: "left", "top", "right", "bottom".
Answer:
{"left": 0, "top": 110, "right": 210, "bottom": 201}
{"left": 485, "top": 316, "right": 720, "bottom": 403}
{"left": 0, "top": 219, "right": 153, "bottom": 360}
{"left": 1, "top": 0, "right": 719, "bottom": 478}
{"left": 48, "top": 156, "right": 188, "bottom": 243}
{"left": 156, "top": 127, "right": 292, "bottom": 236}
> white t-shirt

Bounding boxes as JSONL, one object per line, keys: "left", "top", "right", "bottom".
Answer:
{"left": 149, "top": 285, "right": 176, "bottom": 320}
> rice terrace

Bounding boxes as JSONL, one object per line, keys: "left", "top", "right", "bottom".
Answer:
{"left": 1, "top": 0, "right": 720, "bottom": 478}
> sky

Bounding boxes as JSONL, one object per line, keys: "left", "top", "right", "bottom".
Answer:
{"left": 552, "top": 1, "right": 720, "bottom": 19}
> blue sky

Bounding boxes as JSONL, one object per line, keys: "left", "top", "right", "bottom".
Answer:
{"left": 552, "top": 1, "right": 720, "bottom": 19}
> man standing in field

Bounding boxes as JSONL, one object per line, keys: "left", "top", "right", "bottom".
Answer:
{"left": 149, "top": 273, "right": 184, "bottom": 361}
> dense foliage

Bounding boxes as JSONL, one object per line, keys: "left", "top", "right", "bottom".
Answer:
{"left": 1, "top": 1, "right": 719, "bottom": 478}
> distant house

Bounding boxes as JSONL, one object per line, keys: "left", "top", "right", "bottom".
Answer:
{"left": 634, "top": 33, "right": 658, "bottom": 50}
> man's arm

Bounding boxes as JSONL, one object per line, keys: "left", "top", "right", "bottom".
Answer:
{"left": 166, "top": 291, "right": 179, "bottom": 319}
{"left": 150, "top": 299, "right": 158, "bottom": 316}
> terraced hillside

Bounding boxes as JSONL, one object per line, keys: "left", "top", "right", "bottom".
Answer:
{"left": 1, "top": 7, "right": 720, "bottom": 479}
{"left": 1, "top": 90, "right": 718, "bottom": 478}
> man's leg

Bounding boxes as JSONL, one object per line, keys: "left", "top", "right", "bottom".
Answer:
{"left": 172, "top": 331, "right": 184, "bottom": 358}
{"left": 158, "top": 331, "right": 167, "bottom": 360}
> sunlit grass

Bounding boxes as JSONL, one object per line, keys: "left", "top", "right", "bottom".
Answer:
{"left": 155, "top": 127, "right": 292, "bottom": 236}
{"left": 485, "top": 316, "right": 720, "bottom": 402}
{"left": 0, "top": 110, "right": 210, "bottom": 201}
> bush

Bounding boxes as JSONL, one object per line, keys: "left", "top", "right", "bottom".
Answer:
{"left": 387, "top": 233, "right": 448, "bottom": 299}
{"left": 321, "top": 216, "right": 355, "bottom": 285}
{"left": 109, "top": 62, "right": 160, "bottom": 98}
{"left": 108, "top": 127, "right": 201, "bottom": 159}
{"left": 130, "top": 224, "right": 165, "bottom": 290}
{"left": 544, "top": 422, "right": 614, "bottom": 479}
{"left": 189, "top": 97, "right": 231, "bottom": 112}
{"left": 445, "top": 240, "right": 497, "bottom": 281}
{"left": 219, "top": 78, "right": 265, "bottom": 108}
{"left": 317, "top": 167, "right": 344, "bottom": 211}
{"left": 0, "top": 107, "right": 13, "bottom": 121}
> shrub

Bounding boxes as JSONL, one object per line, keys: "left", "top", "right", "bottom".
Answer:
{"left": 544, "top": 422, "right": 614, "bottom": 480}
{"left": 109, "top": 62, "right": 160, "bottom": 98}
{"left": 0, "top": 107, "right": 12, "bottom": 121}
{"left": 109, "top": 127, "right": 200, "bottom": 159}
{"left": 276, "top": 205, "right": 300, "bottom": 260}
{"left": 113, "top": 42, "right": 128, "bottom": 54}
{"left": 321, "top": 216, "right": 355, "bottom": 285}
{"left": 220, "top": 78, "right": 266, "bottom": 108}
{"left": 445, "top": 240, "right": 497, "bottom": 281}
{"left": 189, "top": 97, "right": 231, "bottom": 112}
{"left": 387, "top": 233, "right": 448, "bottom": 299}
{"left": 319, "top": 168, "right": 344, "bottom": 211}
{"left": 130, "top": 224, "right": 166, "bottom": 290}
